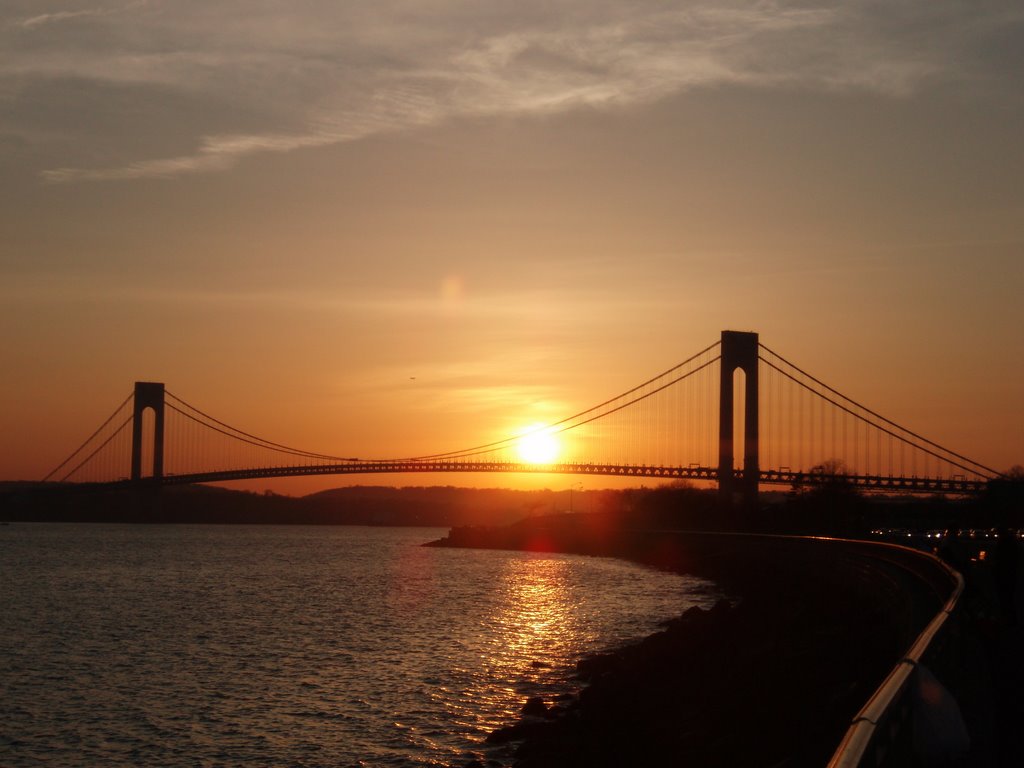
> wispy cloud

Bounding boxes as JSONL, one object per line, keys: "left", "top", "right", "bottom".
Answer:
{"left": 7, "top": 0, "right": 1019, "bottom": 183}
{"left": 15, "top": 8, "right": 112, "bottom": 30}
{"left": 41, "top": 129, "right": 344, "bottom": 182}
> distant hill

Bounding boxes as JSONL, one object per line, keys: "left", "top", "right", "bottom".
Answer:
{"left": 1, "top": 482, "right": 617, "bottom": 526}
{"left": 2, "top": 479, "right": 1001, "bottom": 534}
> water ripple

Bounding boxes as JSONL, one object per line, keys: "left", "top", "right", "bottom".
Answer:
{"left": 1, "top": 523, "right": 717, "bottom": 766}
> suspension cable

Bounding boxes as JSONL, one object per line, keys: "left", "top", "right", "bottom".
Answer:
{"left": 165, "top": 392, "right": 349, "bottom": 461}
{"left": 413, "top": 355, "right": 722, "bottom": 461}
{"left": 552, "top": 357, "right": 722, "bottom": 438}
{"left": 58, "top": 415, "right": 133, "bottom": 482}
{"left": 165, "top": 403, "right": 345, "bottom": 463}
{"left": 409, "top": 341, "right": 722, "bottom": 461}
{"left": 43, "top": 392, "right": 133, "bottom": 481}
{"left": 759, "top": 343, "right": 1001, "bottom": 477}
{"left": 759, "top": 356, "right": 995, "bottom": 479}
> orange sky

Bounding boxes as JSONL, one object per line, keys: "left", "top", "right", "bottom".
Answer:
{"left": 2, "top": 2, "right": 1022, "bottom": 494}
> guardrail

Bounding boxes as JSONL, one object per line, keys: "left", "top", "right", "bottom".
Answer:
{"left": 827, "top": 543, "right": 965, "bottom": 767}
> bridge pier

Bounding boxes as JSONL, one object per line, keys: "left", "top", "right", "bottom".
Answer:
{"left": 718, "top": 331, "right": 759, "bottom": 507}
{"left": 131, "top": 382, "right": 165, "bottom": 482}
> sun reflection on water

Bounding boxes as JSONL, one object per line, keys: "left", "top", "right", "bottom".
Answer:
{"left": 409, "top": 546, "right": 717, "bottom": 760}
{"left": 497, "top": 558, "right": 582, "bottom": 650}
{"left": 467, "top": 556, "right": 593, "bottom": 726}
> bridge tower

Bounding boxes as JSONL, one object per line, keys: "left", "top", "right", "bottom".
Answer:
{"left": 718, "top": 331, "right": 759, "bottom": 506}
{"left": 131, "top": 381, "right": 165, "bottom": 482}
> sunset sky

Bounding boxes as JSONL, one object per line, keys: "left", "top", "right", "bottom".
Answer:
{"left": 2, "top": 1, "right": 1022, "bottom": 494}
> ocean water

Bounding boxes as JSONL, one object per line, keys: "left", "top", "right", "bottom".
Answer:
{"left": 0, "top": 523, "right": 717, "bottom": 767}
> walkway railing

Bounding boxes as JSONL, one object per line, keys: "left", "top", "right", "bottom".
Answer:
{"left": 827, "top": 543, "right": 964, "bottom": 767}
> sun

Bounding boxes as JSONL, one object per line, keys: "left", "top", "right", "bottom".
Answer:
{"left": 516, "top": 425, "right": 560, "bottom": 464}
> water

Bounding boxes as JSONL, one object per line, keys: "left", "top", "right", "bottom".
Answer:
{"left": 0, "top": 523, "right": 718, "bottom": 767}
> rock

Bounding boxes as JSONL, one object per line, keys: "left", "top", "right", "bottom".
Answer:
{"left": 521, "top": 697, "right": 549, "bottom": 718}
{"left": 486, "top": 719, "right": 552, "bottom": 744}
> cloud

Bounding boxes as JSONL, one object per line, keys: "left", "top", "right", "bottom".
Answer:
{"left": 7, "top": 0, "right": 1020, "bottom": 182}
{"left": 40, "top": 129, "right": 343, "bottom": 182}
{"left": 15, "top": 9, "right": 113, "bottom": 30}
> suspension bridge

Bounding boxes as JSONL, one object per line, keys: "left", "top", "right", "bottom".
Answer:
{"left": 43, "top": 331, "right": 1002, "bottom": 502}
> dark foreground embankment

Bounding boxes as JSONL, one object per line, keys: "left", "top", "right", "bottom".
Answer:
{"left": 427, "top": 515, "right": 958, "bottom": 767}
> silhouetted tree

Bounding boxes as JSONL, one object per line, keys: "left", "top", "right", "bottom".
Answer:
{"left": 984, "top": 465, "right": 1024, "bottom": 528}
{"left": 787, "top": 459, "right": 864, "bottom": 535}
{"left": 789, "top": 459, "right": 855, "bottom": 497}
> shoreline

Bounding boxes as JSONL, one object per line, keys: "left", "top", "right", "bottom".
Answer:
{"left": 428, "top": 515, "right": 944, "bottom": 767}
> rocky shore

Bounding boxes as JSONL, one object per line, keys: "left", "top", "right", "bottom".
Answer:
{"left": 428, "top": 514, "right": 949, "bottom": 767}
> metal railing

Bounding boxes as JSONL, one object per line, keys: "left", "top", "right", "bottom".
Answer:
{"left": 827, "top": 544, "right": 964, "bottom": 767}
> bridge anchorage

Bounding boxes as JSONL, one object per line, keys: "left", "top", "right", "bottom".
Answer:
{"left": 44, "top": 330, "right": 1003, "bottom": 500}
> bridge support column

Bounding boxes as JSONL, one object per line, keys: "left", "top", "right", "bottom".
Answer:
{"left": 131, "top": 382, "right": 165, "bottom": 482}
{"left": 718, "top": 331, "right": 759, "bottom": 507}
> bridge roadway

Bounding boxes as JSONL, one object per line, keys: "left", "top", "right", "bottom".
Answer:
{"left": 132, "top": 460, "right": 987, "bottom": 494}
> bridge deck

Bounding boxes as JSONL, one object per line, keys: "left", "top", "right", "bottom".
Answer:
{"left": 120, "top": 461, "right": 988, "bottom": 494}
